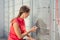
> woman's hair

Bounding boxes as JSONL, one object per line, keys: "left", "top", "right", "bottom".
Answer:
{"left": 11, "top": 5, "right": 30, "bottom": 22}
{"left": 17, "top": 5, "right": 30, "bottom": 17}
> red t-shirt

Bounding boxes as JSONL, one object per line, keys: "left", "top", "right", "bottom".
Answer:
{"left": 8, "top": 17, "right": 26, "bottom": 40}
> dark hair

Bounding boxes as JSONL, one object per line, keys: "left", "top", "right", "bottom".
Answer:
{"left": 17, "top": 5, "right": 30, "bottom": 17}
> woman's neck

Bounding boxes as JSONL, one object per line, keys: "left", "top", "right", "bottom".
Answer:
{"left": 20, "top": 15, "right": 24, "bottom": 19}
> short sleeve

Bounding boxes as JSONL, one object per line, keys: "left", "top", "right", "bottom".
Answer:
{"left": 12, "top": 18, "right": 19, "bottom": 26}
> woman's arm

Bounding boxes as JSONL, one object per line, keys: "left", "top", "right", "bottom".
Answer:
{"left": 27, "top": 34, "right": 31, "bottom": 37}
{"left": 27, "top": 34, "right": 35, "bottom": 40}
{"left": 13, "top": 23, "right": 31, "bottom": 39}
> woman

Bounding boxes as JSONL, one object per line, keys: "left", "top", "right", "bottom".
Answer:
{"left": 8, "top": 5, "right": 38, "bottom": 40}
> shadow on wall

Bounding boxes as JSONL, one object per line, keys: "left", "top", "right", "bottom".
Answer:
{"left": 35, "top": 18, "right": 50, "bottom": 40}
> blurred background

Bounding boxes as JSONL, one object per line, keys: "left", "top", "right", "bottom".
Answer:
{"left": 0, "top": 0, "right": 60, "bottom": 40}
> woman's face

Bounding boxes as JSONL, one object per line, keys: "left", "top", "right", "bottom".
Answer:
{"left": 24, "top": 12, "right": 29, "bottom": 18}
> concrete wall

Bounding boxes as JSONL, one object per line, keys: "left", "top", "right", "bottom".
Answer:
{"left": 0, "top": 0, "right": 60, "bottom": 40}
{"left": 0, "top": 0, "right": 4, "bottom": 37}
{"left": 32, "top": 0, "right": 51, "bottom": 40}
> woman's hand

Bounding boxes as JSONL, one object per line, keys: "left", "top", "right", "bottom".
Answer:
{"left": 30, "top": 26, "right": 38, "bottom": 32}
{"left": 27, "top": 37, "right": 35, "bottom": 40}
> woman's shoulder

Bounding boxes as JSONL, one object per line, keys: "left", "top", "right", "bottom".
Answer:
{"left": 11, "top": 17, "right": 18, "bottom": 23}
